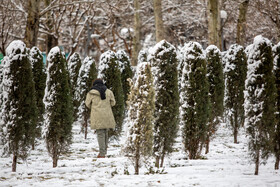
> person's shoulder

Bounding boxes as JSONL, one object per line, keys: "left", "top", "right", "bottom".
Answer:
{"left": 106, "top": 89, "right": 114, "bottom": 95}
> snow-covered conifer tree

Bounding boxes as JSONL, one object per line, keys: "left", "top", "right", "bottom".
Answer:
{"left": 224, "top": 44, "right": 247, "bottom": 144}
{"left": 180, "top": 42, "right": 209, "bottom": 159}
{"left": 125, "top": 62, "right": 155, "bottom": 175}
{"left": 149, "top": 40, "right": 179, "bottom": 167}
{"left": 75, "top": 56, "right": 97, "bottom": 139}
{"left": 99, "top": 51, "right": 125, "bottom": 138}
{"left": 273, "top": 42, "right": 280, "bottom": 170}
{"left": 245, "top": 35, "right": 277, "bottom": 175}
{"left": 67, "top": 52, "right": 82, "bottom": 121}
{"left": 116, "top": 50, "right": 133, "bottom": 103}
{"left": 43, "top": 47, "right": 73, "bottom": 168}
{"left": 205, "top": 45, "right": 224, "bottom": 154}
{"left": 0, "top": 40, "right": 38, "bottom": 172}
{"left": 29, "top": 46, "right": 46, "bottom": 149}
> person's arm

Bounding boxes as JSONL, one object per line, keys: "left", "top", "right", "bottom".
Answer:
{"left": 85, "top": 92, "right": 92, "bottom": 109}
{"left": 110, "top": 90, "right": 116, "bottom": 107}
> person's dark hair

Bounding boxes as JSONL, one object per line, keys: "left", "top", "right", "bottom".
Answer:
{"left": 92, "top": 78, "right": 104, "bottom": 86}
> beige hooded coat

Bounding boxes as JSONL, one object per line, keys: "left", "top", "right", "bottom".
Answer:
{"left": 85, "top": 89, "right": 116, "bottom": 130}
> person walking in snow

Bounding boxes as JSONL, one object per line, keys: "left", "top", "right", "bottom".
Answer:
{"left": 85, "top": 79, "right": 116, "bottom": 158}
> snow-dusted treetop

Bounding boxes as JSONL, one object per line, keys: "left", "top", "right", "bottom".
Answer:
{"left": 47, "top": 46, "right": 61, "bottom": 63}
{"left": 116, "top": 50, "right": 129, "bottom": 72}
{"left": 223, "top": 44, "right": 244, "bottom": 73}
{"left": 29, "top": 46, "right": 43, "bottom": 67}
{"left": 5, "top": 40, "right": 26, "bottom": 56}
{"left": 148, "top": 40, "right": 176, "bottom": 62}
{"left": 5, "top": 40, "right": 27, "bottom": 61}
{"left": 98, "top": 50, "right": 115, "bottom": 79}
{"left": 246, "top": 35, "right": 272, "bottom": 82}
{"left": 205, "top": 45, "right": 221, "bottom": 54}
{"left": 181, "top": 41, "right": 205, "bottom": 60}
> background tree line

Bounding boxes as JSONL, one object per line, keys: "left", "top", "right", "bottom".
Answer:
{"left": 0, "top": 0, "right": 279, "bottom": 65}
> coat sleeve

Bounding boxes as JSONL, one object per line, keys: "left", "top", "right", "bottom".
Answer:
{"left": 110, "top": 90, "right": 116, "bottom": 107}
{"left": 85, "top": 92, "right": 92, "bottom": 109}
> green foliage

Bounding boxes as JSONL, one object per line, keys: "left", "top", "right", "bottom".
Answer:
{"left": 245, "top": 36, "right": 277, "bottom": 164}
{"left": 273, "top": 42, "right": 280, "bottom": 162}
{"left": 29, "top": 46, "right": 46, "bottom": 141}
{"left": 116, "top": 50, "right": 133, "bottom": 103}
{"left": 44, "top": 47, "right": 73, "bottom": 161}
{"left": 0, "top": 40, "right": 38, "bottom": 161}
{"left": 99, "top": 51, "right": 125, "bottom": 138}
{"left": 224, "top": 44, "right": 247, "bottom": 142}
{"left": 76, "top": 56, "right": 97, "bottom": 126}
{"left": 149, "top": 40, "right": 179, "bottom": 165}
{"left": 205, "top": 45, "right": 224, "bottom": 140}
{"left": 125, "top": 62, "right": 155, "bottom": 173}
{"left": 180, "top": 42, "right": 210, "bottom": 159}
{"left": 67, "top": 52, "right": 82, "bottom": 121}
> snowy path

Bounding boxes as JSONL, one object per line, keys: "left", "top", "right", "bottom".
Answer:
{"left": 0, "top": 123, "right": 280, "bottom": 187}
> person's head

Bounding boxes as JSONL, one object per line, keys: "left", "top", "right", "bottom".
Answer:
{"left": 92, "top": 78, "right": 104, "bottom": 86}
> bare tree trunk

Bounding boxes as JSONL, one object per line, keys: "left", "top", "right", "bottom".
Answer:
{"left": 155, "top": 156, "right": 160, "bottom": 168}
{"left": 135, "top": 147, "right": 140, "bottom": 175}
{"left": 207, "top": 0, "right": 221, "bottom": 48}
{"left": 52, "top": 145, "right": 58, "bottom": 168}
{"left": 236, "top": 0, "right": 249, "bottom": 46}
{"left": 160, "top": 152, "right": 165, "bottom": 167}
{"left": 24, "top": 0, "right": 40, "bottom": 48}
{"left": 12, "top": 154, "right": 17, "bottom": 172}
{"left": 275, "top": 154, "right": 280, "bottom": 170}
{"left": 205, "top": 135, "right": 210, "bottom": 154}
{"left": 131, "top": 0, "right": 141, "bottom": 66}
{"left": 84, "top": 114, "right": 88, "bottom": 139}
{"left": 234, "top": 128, "right": 238, "bottom": 144}
{"left": 255, "top": 149, "right": 260, "bottom": 175}
{"left": 153, "top": 0, "right": 165, "bottom": 42}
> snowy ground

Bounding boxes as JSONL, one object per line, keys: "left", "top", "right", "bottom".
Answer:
{"left": 0, "top": 123, "right": 280, "bottom": 187}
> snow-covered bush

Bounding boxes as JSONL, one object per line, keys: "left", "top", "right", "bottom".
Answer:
{"left": 124, "top": 62, "right": 155, "bottom": 175}
{"left": 75, "top": 56, "right": 97, "bottom": 138}
{"left": 98, "top": 50, "right": 125, "bottom": 138}
{"left": 205, "top": 45, "right": 224, "bottom": 154}
{"left": 67, "top": 52, "right": 82, "bottom": 121}
{"left": 116, "top": 50, "right": 133, "bottom": 103}
{"left": 245, "top": 35, "right": 277, "bottom": 175}
{"left": 180, "top": 41, "right": 209, "bottom": 159}
{"left": 149, "top": 40, "right": 179, "bottom": 167}
{"left": 43, "top": 46, "right": 73, "bottom": 168}
{"left": 0, "top": 40, "right": 38, "bottom": 172}
{"left": 224, "top": 44, "right": 247, "bottom": 143}
{"left": 29, "top": 46, "right": 46, "bottom": 146}
{"left": 272, "top": 42, "right": 280, "bottom": 170}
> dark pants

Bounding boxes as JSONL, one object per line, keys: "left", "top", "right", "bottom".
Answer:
{"left": 96, "top": 129, "right": 108, "bottom": 156}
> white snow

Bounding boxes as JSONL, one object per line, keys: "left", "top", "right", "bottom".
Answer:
{"left": 0, "top": 123, "right": 279, "bottom": 186}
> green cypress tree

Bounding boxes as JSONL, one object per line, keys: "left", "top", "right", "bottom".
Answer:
{"left": 29, "top": 46, "right": 46, "bottom": 149}
{"left": 116, "top": 50, "right": 133, "bottom": 104}
{"left": 205, "top": 45, "right": 224, "bottom": 154}
{"left": 180, "top": 41, "right": 209, "bottom": 159}
{"left": 0, "top": 40, "right": 38, "bottom": 172}
{"left": 125, "top": 62, "right": 155, "bottom": 175}
{"left": 224, "top": 44, "right": 247, "bottom": 144}
{"left": 67, "top": 52, "right": 82, "bottom": 121}
{"left": 245, "top": 35, "right": 277, "bottom": 175}
{"left": 75, "top": 56, "right": 97, "bottom": 139}
{"left": 273, "top": 42, "right": 280, "bottom": 170}
{"left": 98, "top": 51, "right": 125, "bottom": 138}
{"left": 149, "top": 40, "right": 179, "bottom": 167}
{"left": 43, "top": 46, "right": 73, "bottom": 168}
